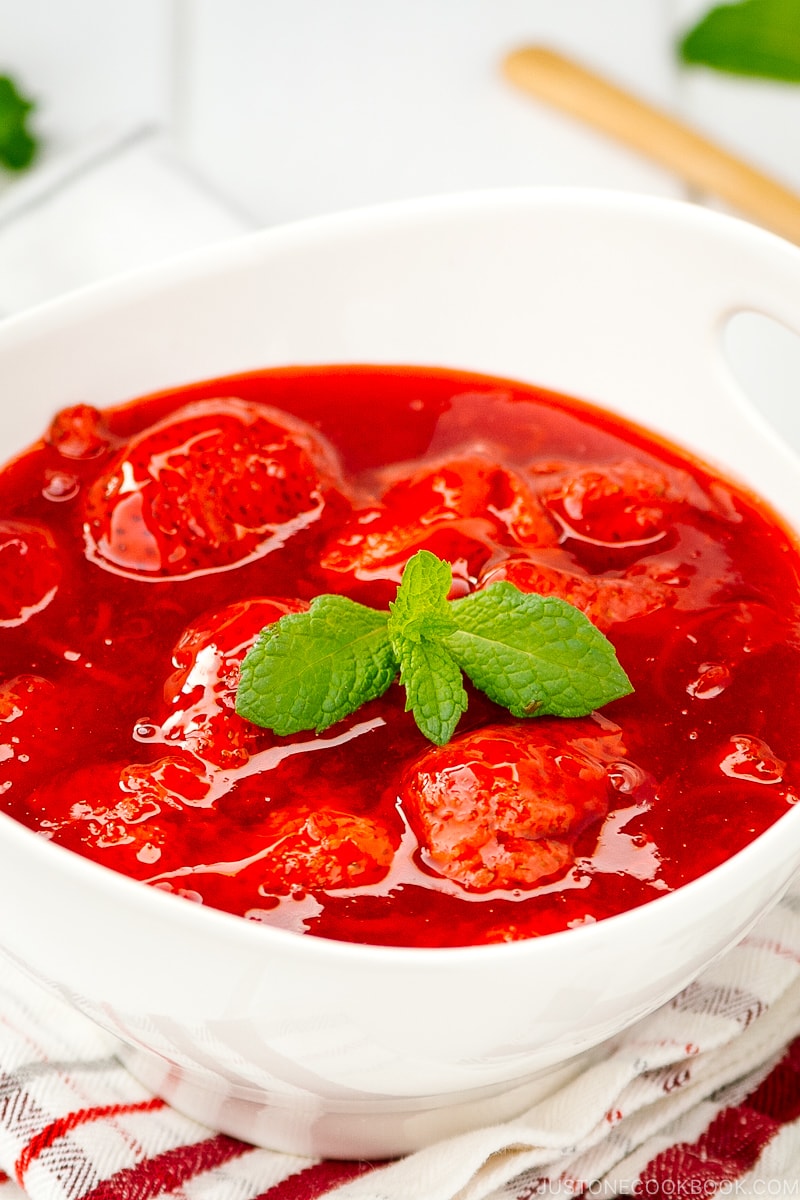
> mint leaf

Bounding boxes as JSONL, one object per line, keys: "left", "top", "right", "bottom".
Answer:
{"left": 0, "top": 76, "right": 38, "bottom": 172}
{"left": 387, "top": 549, "right": 456, "bottom": 648}
{"left": 678, "top": 0, "right": 800, "bottom": 82}
{"left": 396, "top": 636, "right": 468, "bottom": 745}
{"left": 235, "top": 594, "right": 396, "bottom": 736}
{"left": 447, "top": 582, "right": 633, "bottom": 718}
{"left": 388, "top": 550, "right": 464, "bottom": 742}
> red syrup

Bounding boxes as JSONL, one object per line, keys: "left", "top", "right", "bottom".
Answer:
{"left": 1, "top": 364, "right": 799, "bottom": 947}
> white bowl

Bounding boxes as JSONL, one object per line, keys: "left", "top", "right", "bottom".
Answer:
{"left": 2, "top": 189, "right": 800, "bottom": 1160}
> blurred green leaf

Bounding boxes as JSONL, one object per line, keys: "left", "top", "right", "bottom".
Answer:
{"left": 679, "top": 0, "right": 800, "bottom": 81}
{"left": 0, "top": 75, "right": 38, "bottom": 171}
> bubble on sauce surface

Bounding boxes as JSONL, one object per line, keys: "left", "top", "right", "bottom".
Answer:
{"left": 47, "top": 404, "right": 111, "bottom": 460}
{"left": 42, "top": 471, "right": 80, "bottom": 502}
{"left": 718, "top": 735, "right": 786, "bottom": 784}
{"left": 686, "top": 663, "right": 733, "bottom": 700}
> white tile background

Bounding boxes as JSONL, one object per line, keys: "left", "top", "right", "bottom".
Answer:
{"left": 3, "top": 1, "right": 798, "bottom": 210}
{"left": 174, "top": 0, "right": 682, "bottom": 223}
{"left": 0, "top": 0, "right": 799, "bottom": 445}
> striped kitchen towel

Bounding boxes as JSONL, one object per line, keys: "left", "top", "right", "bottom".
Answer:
{"left": 2, "top": 884, "right": 800, "bottom": 1200}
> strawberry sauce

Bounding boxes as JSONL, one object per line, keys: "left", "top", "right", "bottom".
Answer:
{"left": 2, "top": 364, "right": 800, "bottom": 947}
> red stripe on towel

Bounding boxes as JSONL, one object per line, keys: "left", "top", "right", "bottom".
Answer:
{"left": 255, "top": 1158, "right": 384, "bottom": 1200}
{"left": 15, "top": 1097, "right": 167, "bottom": 1184}
{"left": 79, "top": 1132, "right": 251, "bottom": 1200}
{"left": 636, "top": 1036, "right": 800, "bottom": 1194}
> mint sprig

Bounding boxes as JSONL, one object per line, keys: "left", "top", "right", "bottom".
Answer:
{"left": 387, "top": 551, "right": 468, "bottom": 743}
{"left": 236, "top": 550, "right": 633, "bottom": 745}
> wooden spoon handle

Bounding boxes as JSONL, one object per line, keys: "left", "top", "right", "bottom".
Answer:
{"left": 503, "top": 46, "right": 800, "bottom": 245}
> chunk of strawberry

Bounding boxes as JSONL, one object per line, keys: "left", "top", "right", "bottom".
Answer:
{"left": 121, "top": 800, "right": 398, "bottom": 914}
{"left": 24, "top": 752, "right": 217, "bottom": 879}
{"left": 401, "top": 721, "right": 623, "bottom": 892}
{"left": 482, "top": 553, "right": 677, "bottom": 630}
{"left": 319, "top": 451, "right": 558, "bottom": 589}
{"left": 0, "top": 520, "right": 61, "bottom": 627}
{"left": 84, "top": 398, "right": 341, "bottom": 578}
{"left": 249, "top": 805, "right": 398, "bottom": 895}
{"left": 540, "top": 459, "right": 676, "bottom": 546}
{"left": 157, "top": 596, "right": 307, "bottom": 768}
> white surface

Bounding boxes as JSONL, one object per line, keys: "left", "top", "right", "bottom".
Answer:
{"left": 0, "top": 130, "right": 247, "bottom": 316}
{"left": 175, "top": 0, "right": 682, "bottom": 224}
{"left": 1, "top": 192, "right": 800, "bottom": 1158}
{"left": 0, "top": 1, "right": 169, "bottom": 161}
{"left": 673, "top": 0, "right": 800, "bottom": 194}
{"left": 1, "top": 0, "right": 798, "bottom": 214}
{"left": 1, "top": 1, "right": 799, "bottom": 453}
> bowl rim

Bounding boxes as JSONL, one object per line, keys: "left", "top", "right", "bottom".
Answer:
{"left": 1, "top": 182, "right": 797, "bottom": 352}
